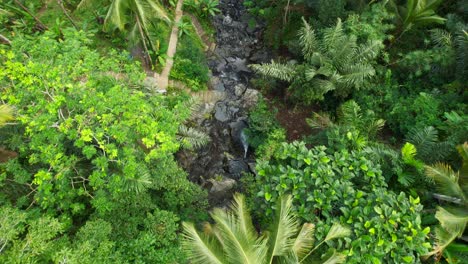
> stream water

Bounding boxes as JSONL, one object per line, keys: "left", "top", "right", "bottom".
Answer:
{"left": 177, "top": 0, "right": 271, "bottom": 206}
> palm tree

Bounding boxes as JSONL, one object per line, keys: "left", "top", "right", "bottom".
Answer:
{"left": 182, "top": 193, "right": 350, "bottom": 264}
{"left": 389, "top": 0, "right": 445, "bottom": 37}
{"left": 251, "top": 18, "right": 380, "bottom": 104}
{"left": 77, "top": 0, "right": 170, "bottom": 67}
{"left": 425, "top": 143, "right": 468, "bottom": 259}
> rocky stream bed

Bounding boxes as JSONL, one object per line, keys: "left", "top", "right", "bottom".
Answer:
{"left": 177, "top": 0, "right": 271, "bottom": 206}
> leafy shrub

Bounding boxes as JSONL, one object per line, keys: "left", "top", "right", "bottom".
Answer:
{"left": 171, "top": 33, "right": 209, "bottom": 91}
{"left": 388, "top": 92, "right": 444, "bottom": 136}
{"left": 245, "top": 97, "right": 280, "bottom": 147}
{"left": 0, "top": 29, "right": 207, "bottom": 263}
{"left": 251, "top": 141, "right": 431, "bottom": 263}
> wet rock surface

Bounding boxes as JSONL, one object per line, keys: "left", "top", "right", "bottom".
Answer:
{"left": 177, "top": 0, "right": 271, "bottom": 205}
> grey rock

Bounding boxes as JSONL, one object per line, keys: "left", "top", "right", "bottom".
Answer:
{"left": 209, "top": 77, "right": 225, "bottom": 91}
{"left": 209, "top": 176, "right": 236, "bottom": 194}
{"left": 231, "top": 58, "right": 251, "bottom": 73}
{"left": 223, "top": 15, "right": 233, "bottom": 25}
{"left": 227, "top": 159, "right": 249, "bottom": 179}
{"left": 214, "top": 103, "right": 230, "bottom": 122}
{"left": 242, "top": 89, "right": 260, "bottom": 109}
{"left": 234, "top": 84, "right": 247, "bottom": 97}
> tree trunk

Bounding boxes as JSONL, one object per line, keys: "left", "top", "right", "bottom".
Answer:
{"left": 13, "top": 0, "right": 48, "bottom": 31}
{"left": 135, "top": 14, "right": 153, "bottom": 68}
{"left": 0, "top": 34, "right": 11, "bottom": 45}
{"left": 57, "top": 0, "right": 79, "bottom": 29}
{"left": 157, "top": 0, "right": 184, "bottom": 90}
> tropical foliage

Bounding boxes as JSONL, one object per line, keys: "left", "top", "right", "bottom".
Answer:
{"left": 77, "top": 0, "right": 170, "bottom": 66}
{"left": 249, "top": 141, "right": 431, "bottom": 263}
{"left": 252, "top": 18, "right": 381, "bottom": 104}
{"left": 0, "top": 29, "right": 207, "bottom": 262}
{"left": 182, "top": 193, "right": 350, "bottom": 264}
{"left": 425, "top": 143, "right": 468, "bottom": 260}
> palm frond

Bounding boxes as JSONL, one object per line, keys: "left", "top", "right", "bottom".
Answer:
{"left": 322, "top": 18, "right": 345, "bottom": 53}
{"left": 406, "top": 126, "right": 451, "bottom": 163}
{"left": 211, "top": 205, "right": 265, "bottom": 264}
{"left": 435, "top": 206, "right": 468, "bottom": 237}
{"left": 181, "top": 222, "right": 226, "bottom": 264}
{"left": 428, "top": 226, "right": 459, "bottom": 257}
{"left": 0, "top": 105, "right": 14, "bottom": 126}
{"left": 331, "top": 35, "right": 357, "bottom": 68}
{"left": 267, "top": 195, "right": 299, "bottom": 259}
{"left": 356, "top": 40, "right": 382, "bottom": 62}
{"left": 306, "top": 112, "right": 334, "bottom": 130}
{"left": 299, "top": 17, "right": 317, "bottom": 61}
{"left": 425, "top": 163, "right": 465, "bottom": 200}
{"left": 324, "top": 223, "right": 351, "bottom": 242}
{"left": 430, "top": 28, "right": 452, "bottom": 48}
{"left": 122, "top": 170, "right": 152, "bottom": 193}
{"left": 146, "top": 0, "right": 170, "bottom": 22}
{"left": 104, "top": 0, "right": 126, "bottom": 31}
{"left": 292, "top": 223, "right": 315, "bottom": 259}
{"left": 338, "top": 100, "right": 361, "bottom": 127}
{"left": 311, "top": 79, "right": 336, "bottom": 98}
{"left": 177, "top": 124, "right": 210, "bottom": 150}
{"left": 231, "top": 194, "right": 258, "bottom": 242}
{"left": 251, "top": 62, "right": 295, "bottom": 82}
{"left": 321, "top": 250, "right": 347, "bottom": 264}
{"left": 76, "top": 0, "right": 96, "bottom": 10}
{"left": 340, "top": 63, "right": 375, "bottom": 89}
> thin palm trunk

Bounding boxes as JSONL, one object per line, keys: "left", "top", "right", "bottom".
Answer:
{"left": 13, "top": 0, "right": 48, "bottom": 30}
{"left": 135, "top": 14, "right": 153, "bottom": 67}
{"left": 157, "top": 0, "right": 183, "bottom": 90}
{"left": 0, "top": 33, "right": 11, "bottom": 45}
{"left": 57, "top": 0, "right": 79, "bottom": 29}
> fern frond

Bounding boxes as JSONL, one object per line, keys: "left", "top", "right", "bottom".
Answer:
{"left": 430, "top": 29, "right": 452, "bottom": 48}
{"left": 322, "top": 18, "right": 345, "bottom": 52}
{"left": 251, "top": 62, "right": 295, "bottom": 82}
{"left": 306, "top": 112, "right": 334, "bottom": 130}
{"left": 340, "top": 63, "right": 375, "bottom": 89}
{"left": 178, "top": 125, "right": 210, "bottom": 150}
{"left": 356, "top": 40, "right": 382, "bottom": 62}
{"left": 299, "top": 17, "right": 318, "bottom": 61}
{"left": 338, "top": 100, "right": 361, "bottom": 124}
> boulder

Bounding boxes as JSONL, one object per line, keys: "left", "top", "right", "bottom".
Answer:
{"left": 234, "top": 83, "right": 246, "bottom": 97}
{"left": 214, "top": 103, "right": 230, "bottom": 122}
{"left": 227, "top": 159, "right": 249, "bottom": 179}
{"left": 242, "top": 89, "right": 260, "bottom": 109}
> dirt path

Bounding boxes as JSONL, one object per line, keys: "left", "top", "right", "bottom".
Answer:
{"left": 156, "top": 0, "right": 184, "bottom": 90}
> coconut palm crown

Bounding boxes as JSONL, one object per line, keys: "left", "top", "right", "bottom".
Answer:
{"left": 182, "top": 193, "right": 350, "bottom": 264}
